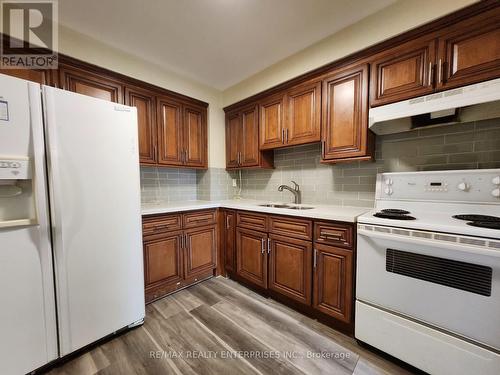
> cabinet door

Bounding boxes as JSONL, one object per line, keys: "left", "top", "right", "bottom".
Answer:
{"left": 437, "top": 8, "right": 500, "bottom": 90}
{"left": 268, "top": 235, "right": 312, "bottom": 305}
{"left": 0, "top": 68, "right": 47, "bottom": 84}
{"left": 125, "top": 86, "right": 157, "bottom": 165}
{"left": 143, "top": 232, "right": 184, "bottom": 289}
{"left": 260, "top": 94, "right": 285, "bottom": 149}
{"left": 226, "top": 111, "right": 241, "bottom": 168}
{"left": 285, "top": 81, "right": 321, "bottom": 146}
{"left": 157, "top": 97, "right": 184, "bottom": 166}
{"left": 240, "top": 104, "right": 260, "bottom": 167}
{"left": 236, "top": 228, "right": 268, "bottom": 288}
{"left": 184, "top": 226, "right": 217, "bottom": 278}
{"left": 313, "top": 244, "right": 353, "bottom": 323}
{"left": 369, "top": 38, "right": 436, "bottom": 107}
{"left": 59, "top": 66, "right": 123, "bottom": 103}
{"left": 183, "top": 104, "right": 207, "bottom": 168}
{"left": 223, "top": 211, "right": 236, "bottom": 273}
{"left": 322, "top": 63, "right": 371, "bottom": 160}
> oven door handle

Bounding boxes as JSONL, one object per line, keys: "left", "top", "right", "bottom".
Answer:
{"left": 358, "top": 229, "right": 500, "bottom": 259}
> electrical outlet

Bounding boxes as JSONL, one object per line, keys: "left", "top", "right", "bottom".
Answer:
{"left": 232, "top": 179, "right": 237, "bottom": 187}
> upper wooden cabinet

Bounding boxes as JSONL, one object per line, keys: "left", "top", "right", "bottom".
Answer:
{"left": 0, "top": 68, "right": 48, "bottom": 84}
{"left": 322, "top": 63, "right": 374, "bottom": 162}
{"left": 370, "top": 37, "right": 436, "bottom": 107}
{"left": 183, "top": 104, "right": 207, "bottom": 168}
{"left": 259, "top": 81, "right": 321, "bottom": 150}
{"left": 59, "top": 65, "right": 124, "bottom": 103}
{"left": 225, "top": 105, "right": 273, "bottom": 170}
{"left": 125, "top": 86, "right": 157, "bottom": 165}
{"left": 437, "top": 8, "right": 500, "bottom": 90}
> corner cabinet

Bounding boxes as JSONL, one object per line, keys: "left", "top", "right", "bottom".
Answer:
{"left": 322, "top": 63, "right": 375, "bottom": 162}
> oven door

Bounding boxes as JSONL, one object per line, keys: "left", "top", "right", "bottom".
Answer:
{"left": 357, "top": 225, "right": 500, "bottom": 350}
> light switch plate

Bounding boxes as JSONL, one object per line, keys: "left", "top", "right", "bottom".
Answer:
{"left": 232, "top": 179, "right": 237, "bottom": 187}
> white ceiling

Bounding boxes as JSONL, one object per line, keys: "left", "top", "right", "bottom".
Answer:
{"left": 59, "top": 0, "right": 396, "bottom": 90}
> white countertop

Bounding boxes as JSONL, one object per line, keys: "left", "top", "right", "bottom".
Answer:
{"left": 141, "top": 199, "right": 371, "bottom": 223}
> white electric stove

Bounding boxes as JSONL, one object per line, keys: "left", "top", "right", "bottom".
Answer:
{"left": 355, "top": 169, "right": 500, "bottom": 375}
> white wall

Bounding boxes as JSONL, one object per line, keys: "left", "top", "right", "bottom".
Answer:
{"left": 222, "top": 0, "right": 479, "bottom": 107}
{"left": 58, "top": 25, "right": 226, "bottom": 168}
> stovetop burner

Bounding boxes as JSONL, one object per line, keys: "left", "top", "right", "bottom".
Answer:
{"left": 373, "top": 212, "right": 416, "bottom": 220}
{"left": 467, "top": 221, "right": 500, "bottom": 230}
{"left": 453, "top": 214, "right": 500, "bottom": 222}
{"left": 381, "top": 209, "right": 411, "bottom": 215}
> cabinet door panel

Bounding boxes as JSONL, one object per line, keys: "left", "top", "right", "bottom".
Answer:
{"left": 144, "top": 233, "right": 183, "bottom": 288}
{"left": 59, "top": 66, "right": 123, "bottom": 103}
{"left": 370, "top": 38, "right": 436, "bottom": 106}
{"left": 223, "top": 211, "right": 236, "bottom": 273}
{"left": 260, "top": 94, "right": 285, "bottom": 149}
{"left": 157, "top": 98, "right": 183, "bottom": 166}
{"left": 268, "top": 235, "right": 312, "bottom": 305}
{"left": 0, "top": 68, "right": 47, "bottom": 84}
{"left": 241, "top": 105, "right": 260, "bottom": 167}
{"left": 286, "top": 81, "right": 321, "bottom": 146}
{"left": 322, "top": 64, "right": 370, "bottom": 160}
{"left": 183, "top": 104, "right": 207, "bottom": 168}
{"left": 185, "top": 226, "right": 217, "bottom": 278}
{"left": 125, "top": 87, "right": 157, "bottom": 165}
{"left": 226, "top": 112, "right": 241, "bottom": 168}
{"left": 236, "top": 228, "right": 267, "bottom": 288}
{"left": 313, "top": 244, "right": 353, "bottom": 323}
{"left": 438, "top": 9, "right": 500, "bottom": 90}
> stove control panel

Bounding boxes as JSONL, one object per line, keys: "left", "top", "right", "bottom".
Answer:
{"left": 377, "top": 169, "right": 500, "bottom": 203}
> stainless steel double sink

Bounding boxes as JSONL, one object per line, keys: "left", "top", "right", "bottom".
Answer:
{"left": 258, "top": 203, "right": 314, "bottom": 210}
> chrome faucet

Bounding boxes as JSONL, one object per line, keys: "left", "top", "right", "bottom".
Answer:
{"left": 278, "top": 181, "right": 301, "bottom": 204}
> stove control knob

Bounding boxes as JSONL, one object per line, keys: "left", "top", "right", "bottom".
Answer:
{"left": 384, "top": 187, "right": 393, "bottom": 196}
{"left": 492, "top": 188, "right": 500, "bottom": 198}
{"left": 384, "top": 178, "right": 393, "bottom": 186}
{"left": 457, "top": 182, "right": 469, "bottom": 192}
{"left": 492, "top": 176, "right": 500, "bottom": 185}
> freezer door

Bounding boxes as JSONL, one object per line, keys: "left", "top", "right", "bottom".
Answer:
{"left": 43, "top": 86, "right": 145, "bottom": 356}
{"left": 0, "top": 74, "right": 58, "bottom": 374}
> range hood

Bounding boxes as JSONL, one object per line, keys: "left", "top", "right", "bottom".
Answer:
{"left": 369, "top": 78, "right": 500, "bottom": 135}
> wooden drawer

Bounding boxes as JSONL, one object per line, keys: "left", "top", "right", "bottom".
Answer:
{"left": 314, "top": 221, "right": 353, "bottom": 249}
{"left": 142, "top": 214, "right": 182, "bottom": 236}
{"left": 182, "top": 209, "right": 217, "bottom": 228}
{"left": 237, "top": 211, "right": 268, "bottom": 231}
{"left": 269, "top": 215, "right": 312, "bottom": 241}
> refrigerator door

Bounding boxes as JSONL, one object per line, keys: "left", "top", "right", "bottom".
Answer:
{"left": 0, "top": 74, "right": 58, "bottom": 374}
{"left": 43, "top": 86, "right": 145, "bottom": 356}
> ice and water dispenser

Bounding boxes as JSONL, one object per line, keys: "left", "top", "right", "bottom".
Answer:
{"left": 0, "top": 156, "right": 37, "bottom": 227}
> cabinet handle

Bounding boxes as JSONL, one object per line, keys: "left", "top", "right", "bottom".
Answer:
{"left": 153, "top": 224, "right": 169, "bottom": 231}
{"left": 321, "top": 230, "right": 343, "bottom": 239}
{"left": 184, "top": 234, "right": 188, "bottom": 249}
{"left": 321, "top": 140, "right": 325, "bottom": 157}
{"left": 281, "top": 128, "right": 285, "bottom": 143}
{"left": 267, "top": 238, "right": 271, "bottom": 254}
{"left": 184, "top": 150, "right": 188, "bottom": 164}
{"left": 261, "top": 238, "right": 265, "bottom": 254}
{"left": 153, "top": 145, "right": 157, "bottom": 159}
{"left": 313, "top": 249, "right": 317, "bottom": 268}
{"left": 181, "top": 234, "right": 184, "bottom": 249}
{"left": 237, "top": 152, "right": 241, "bottom": 165}
{"left": 428, "top": 61, "right": 433, "bottom": 87}
{"left": 285, "top": 129, "right": 289, "bottom": 144}
{"left": 438, "top": 58, "right": 443, "bottom": 84}
{"left": 226, "top": 216, "right": 230, "bottom": 229}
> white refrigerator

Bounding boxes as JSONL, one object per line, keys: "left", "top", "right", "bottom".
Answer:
{"left": 0, "top": 73, "right": 145, "bottom": 375}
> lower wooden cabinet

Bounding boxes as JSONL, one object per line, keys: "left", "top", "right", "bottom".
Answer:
{"left": 236, "top": 228, "right": 268, "bottom": 288}
{"left": 268, "top": 234, "right": 312, "bottom": 305}
{"left": 313, "top": 243, "right": 354, "bottom": 323}
{"left": 184, "top": 226, "right": 216, "bottom": 278}
{"left": 143, "top": 232, "right": 184, "bottom": 288}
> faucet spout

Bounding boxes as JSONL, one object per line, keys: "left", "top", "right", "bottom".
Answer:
{"left": 278, "top": 181, "right": 301, "bottom": 204}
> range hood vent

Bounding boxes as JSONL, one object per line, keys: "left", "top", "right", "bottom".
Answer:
{"left": 369, "top": 78, "right": 500, "bottom": 135}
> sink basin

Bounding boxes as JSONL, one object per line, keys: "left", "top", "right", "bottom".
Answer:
{"left": 287, "top": 206, "right": 315, "bottom": 210}
{"left": 258, "top": 203, "right": 291, "bottom": 208}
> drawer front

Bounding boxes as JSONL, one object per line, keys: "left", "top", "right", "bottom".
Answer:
{"left": 314, "top": 222, "right": 353, "bottom": 249}
{"left": 182, "top": 209, "right": 217, "bottom": 228}
{"left": 269, "top": 215, "right": 312, "bottom": 241}
{"left": 142, "top": 214, "right": 182, "bottom": 236}
{"left": 237, "top": 211, "right": 268, "bottom": 231}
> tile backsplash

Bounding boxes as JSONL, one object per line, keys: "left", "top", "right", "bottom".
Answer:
{"left": 140, "top": 119, "right": 500, "bottom": 207}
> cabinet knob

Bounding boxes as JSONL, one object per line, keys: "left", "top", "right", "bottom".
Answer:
{"left": 457, "top": 182, "right": 469, "bottom": 192}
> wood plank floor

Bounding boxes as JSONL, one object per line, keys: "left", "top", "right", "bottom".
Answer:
{"left": 44, "top": 277, "right": 418, "bottom": 375}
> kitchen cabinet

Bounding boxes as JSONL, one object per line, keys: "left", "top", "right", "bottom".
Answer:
{"left": 369, "top": 37, "right": 436, "bottom": 107}
{"left": 142, "top": 210, "right": 217, "bottom": 303}
{"left": 222, "top": 210, "right": 236, "bottom": 274}
{"left": 236, "top": 227, "right": 268, "bottom": 288}
{"left": 125, "top": 86, "right": 157, "bottom": 165}
{"left": 313, "top": 243, "right": 353, "bottom": 324}
{"left": 268, "top": 234, "right": 312, "bottom": 305}
{"left": 225, "top": 105, "right": 273, "bottom": 170}
{"left": 437, "top": 8, "right": 500, "bottom": 90}
{"left": 322, "top": 63, "right": 375, "bottom": 162}
{"left": 0, "top": 68, "right": 48, "bottom": 84}
{"left": 59, "top": 65, "right": 124, "bottom": 103}
{"left": 183, "top": 104, "right": 207, "bottom": 168}
{"left": 259, "top": 81, "right": 321, "bottom": 150}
